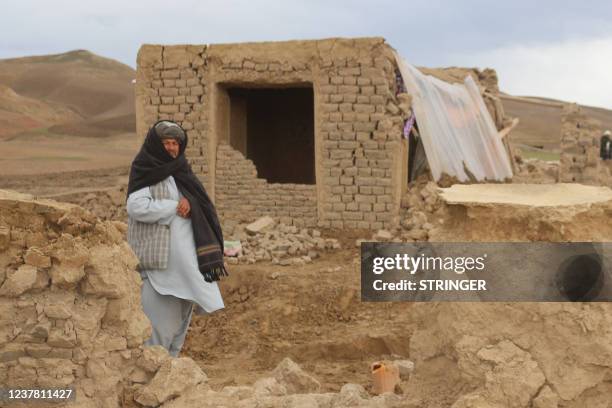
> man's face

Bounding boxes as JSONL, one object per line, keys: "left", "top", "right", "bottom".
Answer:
{"left": 162, "top": 138, "right": 180, "bottom": 158}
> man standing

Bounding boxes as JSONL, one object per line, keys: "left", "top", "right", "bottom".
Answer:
{"left": 601, "top": 130, "right": 611, "bottom": 160}
{"left": 126, "top": 120, "right": 227, "bottom": 357}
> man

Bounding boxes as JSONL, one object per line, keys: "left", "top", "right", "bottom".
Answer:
{"left": 126, "top": 120, "right": 227, "bottom": 356}
{"left": 601, "top": 130, "right": 611, "bottom": 160}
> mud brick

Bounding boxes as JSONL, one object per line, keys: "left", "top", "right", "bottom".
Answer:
{"left": 354, "top": 122, "right": 377, "bottom": 132}
{"left": 339, "top": 103, "right": 353, "bottom": 113}
{"left": 320, "top": 85, "right": 337, "bottom": 94}
{"left": 339, "top": 85, "right": 359, "bottom": 94}
{"left": 354, "top": 104, "right": 375, "bottom": 113}
{"left": 343, "top": 94, "right": 357, "bottom": 103}
{"left": 339, "top": 67, "right": 360, "bottom": 76}
{"left": 186, "top": 78, "right": 199, "bottom": 87}
{"left": 343, "top": 211, "right": 363, "bottom": 220}
{"left": 361, "top": 86, "right": 375, "bottom": 95}
{"left": 191, "top": 86, "right": 204, "bottom": 96}
{"left": 159, "top": 87, "right": 178, "bottom": 97}
{"left": 161, "top": 69, "right": 180, "bottom": 79}
{"left": 159, "top": 105, "right": 178, "bottom": 113}
{"left": 322, "top": 103, "right": 339, "bottom": 112}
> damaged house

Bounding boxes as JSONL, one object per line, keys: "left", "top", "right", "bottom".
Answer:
{"left": 136, "top": 37, "right": 511, "bottom": 230}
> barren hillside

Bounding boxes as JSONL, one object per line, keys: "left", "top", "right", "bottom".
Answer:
{"left": 501, "top": 94, "right": 612, "bottom": 151}
{"left": 0, "top": 49, "right": 136, "bottom": 139}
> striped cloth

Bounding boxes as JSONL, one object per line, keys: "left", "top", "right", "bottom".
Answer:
{"left": 127, "top": 181, "right": 172, "bottom": 270}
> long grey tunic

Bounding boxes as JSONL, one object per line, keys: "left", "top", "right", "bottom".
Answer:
{"left": 126, "top": 176, "right": 225, "bottom": 314}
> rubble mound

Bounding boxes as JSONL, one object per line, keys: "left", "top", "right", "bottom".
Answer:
{"left": 225, "top": 217, "right": 341, "bottom": 266}
{"left": 56, "top": 186, "right": 128, "bottom": 222}
{"left": 0, "top": 189, "right": 162, "bottom": 407}
{"left": 513, "top": 157, "right": 559, "bottom": 184}
{"left": 0, "top": 189, "right": 407, "bottom": 407}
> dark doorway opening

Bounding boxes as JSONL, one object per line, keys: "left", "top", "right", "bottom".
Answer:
{"left": 227, "top": 86, "right": 315, "bottom": 184}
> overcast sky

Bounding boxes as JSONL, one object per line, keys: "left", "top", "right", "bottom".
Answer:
{"left": 3, "top": 0, "right": 611, "bottom": 108}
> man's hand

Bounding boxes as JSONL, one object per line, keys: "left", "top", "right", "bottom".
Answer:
{"left": 177, "top": 197, "right": 191, "bottom": 218}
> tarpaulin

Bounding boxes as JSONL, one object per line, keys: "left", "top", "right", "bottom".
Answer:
{"left": 394, "top": 51, "right": 513, "bottom": 182}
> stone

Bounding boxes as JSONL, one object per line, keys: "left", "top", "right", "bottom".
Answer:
{"left": 137, "top": 345, "right": 170, "bottom": 372}
{"left": 532, "top": 386, "right": 559, "bottom": 408}
{"left": 24, "top": 247, "right": 51, "bottom": 268}
{"left": 135, "top": 357, "right": 207, "bottom": 406}
{"left": 253, "top": 377, "right": 287, "bottom": 396}
{"left": 374, "top": 229, "right": 393, "bottom": 241}
{"left": 394, "top": 359, "right": 415, "bottom": 378}
{"left": 128, "top": 367, "right": 151, "bottom": 384}
{"left": 246, "top": 216, "right": 275, "bottom": 235}
{"left": 0, "top": 265, "right": 37, "bottom": 297}
{"left": 333, "top": 383, "right": 369, "bottom": 406}
{"left": 355, "top": 238, "right": 367, "bottom": 248}
{"left": 43, "top": 293, "right": 75, "bottom": 319}
{"left": 220, "top": 385, "right": 254, "bottom": 400}
{"left": 47, "top": 325, "right": 77, "bottom": 348}
{"left": 271, "top": 357, "right": 321, "bottom": 394}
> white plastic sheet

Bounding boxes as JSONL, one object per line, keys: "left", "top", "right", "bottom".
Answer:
{"left": 394, "top": 52, "right": 513, "bottom": 182}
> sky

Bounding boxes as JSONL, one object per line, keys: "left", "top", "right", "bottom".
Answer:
{"left": 2, "top": 0, "right": 611, "bottom": 109}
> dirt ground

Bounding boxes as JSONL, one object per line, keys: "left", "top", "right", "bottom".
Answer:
{"left": 185, "top": 244, "right": 415, "bottom": 392}
{"left": 3, "top": 165, "right": 612, "bottom": 407}
{"left": 0, "top": 133, "right": 138, "bottom": 176}
{"left": 0, "top": 165, "right": 129, "bottom": 197}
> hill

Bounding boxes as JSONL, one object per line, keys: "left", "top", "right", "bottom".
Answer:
{"left": 0, "top": 49, "right": 135, "bottom": 139}
{"left": 501, "top": 94, "right": 612, "bottom": 151}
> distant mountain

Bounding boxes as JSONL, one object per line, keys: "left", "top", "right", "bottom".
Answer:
{"left": 0, "top": 49, "right": 135, "bottom": 139}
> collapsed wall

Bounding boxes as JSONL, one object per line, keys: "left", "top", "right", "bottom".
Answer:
{"left": 559, "top": 104, "right": 607, "bottom": 185}
{"left": 0, "top": 189, "right": 153, "bottom": 406}
{"left": 215, "top": 144, "right": 318, "bottom": 227}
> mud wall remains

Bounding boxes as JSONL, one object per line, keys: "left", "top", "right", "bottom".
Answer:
{"left": 559, "top": 104, "right": 602, "bottom": 184}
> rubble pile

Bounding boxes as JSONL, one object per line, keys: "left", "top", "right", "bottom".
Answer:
{"left": 0, "top": 189, "right": 150, "bottom": 407}
{"left": 513, "top": 157, "right": 559, "bottom": 184}
{"left": 56, "top": 186, "right": 128, "bottom": 222}
{"left": 398, "top": 180, "right": 443, "bottom": 242}
{"left": 0, "top": 189, "right": 399, "bottom": 408}
{"left": 142, "top": 356, "right": 413, "bottom": 408}
{"left": 224, "top": 216, "right": 341, "bottom": 266}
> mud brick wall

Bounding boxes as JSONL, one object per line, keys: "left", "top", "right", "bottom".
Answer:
{"left": 559, "top": 104, "right": 602, "bottom": 184}
{"left": 317, "top": 51, "right": 406, "bottom": 230}
{"left": 136, "top": 45, "right": 212, "bottom": 185}
{"left": 216, "top": 144, "right": 317, "bottom": 227}
{"left": 136, "top": 38, "right": 410, "bottom": 230}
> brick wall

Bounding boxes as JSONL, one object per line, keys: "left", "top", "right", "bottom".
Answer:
{"left": 559, "top": 104, "right": 601, "bottom": 184}
{"left": 216, "top": 144, "right": 317, "bottom": 227}
{"left": 136, "top": 38, "right": 410, "bottom": 230}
